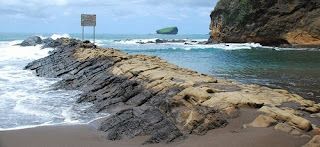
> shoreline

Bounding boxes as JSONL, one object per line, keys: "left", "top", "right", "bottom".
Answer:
{"left": 0, "top": 108, "right": 311, "bottom": 147}
{"left": 0, "top": 115, "right": 110, "bottom": 132}
{"left": 1, "top": 37, "right": 319, "bottom": 146}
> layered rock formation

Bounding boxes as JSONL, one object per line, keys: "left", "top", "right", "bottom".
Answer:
{"left": 208, "top": 0, "right": 320, "bottom": 47}
{"left": 23, "top": 37, "right": 320, "bottom": 145}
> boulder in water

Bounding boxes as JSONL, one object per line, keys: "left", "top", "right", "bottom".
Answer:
{"left": 20, "top": 36, "right": 42, "bottom": 46}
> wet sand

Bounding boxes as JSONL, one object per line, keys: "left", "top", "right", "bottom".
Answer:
{"left": 0, "top": 108, "right": 309, "bottom": 147}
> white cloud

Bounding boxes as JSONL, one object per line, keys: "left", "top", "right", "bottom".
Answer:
{"left": 0, "top": 0, "right": 218, "bottom": 21}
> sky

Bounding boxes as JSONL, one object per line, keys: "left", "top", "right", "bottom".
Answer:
{"left": 0, "top": 0, "right": 219, "bottom": 34}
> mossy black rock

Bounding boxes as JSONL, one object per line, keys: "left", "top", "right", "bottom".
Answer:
{"left": 156, "top": 27, "right": 178, "bottom": 35}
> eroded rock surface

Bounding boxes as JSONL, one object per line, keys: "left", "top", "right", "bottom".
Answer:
{"left": 24, "top": 38, "right": 320, "bottom": 144}
{"left": 303, "top": 135, "right": 320, "bottom": 147}
{"left": 248, "top": 115, "right": 277, "bottom": 128}
{"left": 209, "top": 0, "right": 320, "bottom": 48}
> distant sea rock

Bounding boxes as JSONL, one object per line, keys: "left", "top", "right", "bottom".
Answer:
{"left": 208, "top": 0, "right": 320, "bottom": 48}
{"left": 20, "top": 36, "right": 42, "bottom": 46}
{"left": 19, "top": 36, "right": 69, "bottom": 49}
{"left": 156, "top": 27, "right": 178, "bottom": 35}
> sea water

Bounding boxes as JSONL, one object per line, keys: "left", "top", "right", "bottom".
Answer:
{"left": 0, "top": 34, "right": 107, "bottom": 130}
{"left": 0, "top": 33, "right": 319, "bottom": 130}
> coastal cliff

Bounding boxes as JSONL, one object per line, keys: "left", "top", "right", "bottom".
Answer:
{"left": 24, "top": 38, "right": 320, "bottom": 145}
{"left": 208, "top": 0, "right": 320, "bottom": 47}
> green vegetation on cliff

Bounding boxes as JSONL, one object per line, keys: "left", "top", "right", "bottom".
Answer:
{"left": 209, "top": 0, "right": 320, "bottom": 47}
{"left": 156, "top": 27, "right": 178, "bottom": 35}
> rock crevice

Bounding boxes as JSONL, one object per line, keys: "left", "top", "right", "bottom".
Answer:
{"left": 24, "top": 38, "right": 320, "bottom": 145}
{"left": 208, "top": 0, "right": 320, "bottom": 47}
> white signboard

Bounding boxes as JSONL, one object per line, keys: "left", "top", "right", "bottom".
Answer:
{"left": 81, "top": 14, "right": 96, "bottom": 26}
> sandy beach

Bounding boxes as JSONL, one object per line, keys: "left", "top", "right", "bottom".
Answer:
{"left": 1, "top": 37, "right": 319, "bottom": 147}
{"left": 1, "top": 0, "right": 320, "bottom": 146}
{"left": 0, "top": 108, "right": 310, "bottom": 147}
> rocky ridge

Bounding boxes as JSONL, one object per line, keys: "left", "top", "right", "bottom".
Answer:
{"left": 23, "top": 37, "right": 320, "bottom": 145}
{"left": 208, "top": 0, "right": 320, "bottom": 48}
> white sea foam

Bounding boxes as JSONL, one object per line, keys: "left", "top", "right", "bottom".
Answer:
{"left": 94, "top": 39, "right": 104, "bottom": 46}
{"left": 0, "top": 40, "right": 108, "bottom": 131}
{"left": 61, "top": 106, "right": 81, "bottom": 123}
{"left": 51, "top": 33, "right": 70, "bottom": 40}
{"left": 116, "top": 38, "right": 160, "bottom": 44}
{"left": 207, "top": 43, "right": 263, "bottom": 50}
{"left": 110, "top": 38, "right": 263, "bottom": 50}
{"left": 0, "top": 63, "right": 106, "bottom": 130}
{"left": 0, "top": 41, "right": 52, "bottom": 62}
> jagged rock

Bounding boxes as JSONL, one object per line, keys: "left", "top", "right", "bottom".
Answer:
{"left": 42, "top": 38, "right": 53, "bottom": 44}
{"left": 274, "top": 123, "right": 293, "bottom": 133}
{"left": 303, "top": 135, "right": 320, "bottom": 147}
{"left": 81, "top": 41, "right": 96, "bottom": 48}
{"left": 310, "top": 113, "right": 320, "bottom": 118}
{"left": 197, "top": 41, "right": 209, "bottom": 45}
{"left": 176, "top": 106, "right": 227, "bottom": 135}
{"left": 20, "top": 36, "right": 42, "bottom": 46}
{"left": 154, "top": 39, "right": 186, "bottom": 44}
{"left": 155, "top": 39, "right": 165, "bottom": 43}
{"left": 248, "top": 115, "right": 277, "bottom": 128}
{"left": 259, "top": 106, "right": 312, "bottom": 131}
{"left": 23, "top": 37, "right": 320, "bottom": 144}
{"left": 280, "top": 107, "right": 303, "bottom": 116}
{"left": 220, "top": 105, "right": 240, "bottom": 118}
{"left": 100, "top": 108, "right": 183, "bottom": 144}
{"left": 301, "top": 105, "right": 320, "bottom": 114}
{"left": 208, "top": 0, "right": 320, "bottom": 47}
{"left": 288, "top": 117, "right": 312, "bottom": 132}
{"left": 147, "top": 41, "right": 155, "bottom": 44}
{"left": 24, "top": 37, "right": 229, "bottom": 143}
{"left": 41, "top": 38, "right": 61, "bottom": 49}
{"left": 291, "top": 128, "right": 304, "bottom": 136}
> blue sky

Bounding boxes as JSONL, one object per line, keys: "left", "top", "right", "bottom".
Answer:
{"left": 0, "top": 0, "right": 218, "bottom": 34}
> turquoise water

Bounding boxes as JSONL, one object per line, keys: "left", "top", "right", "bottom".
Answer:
{"left": 0, "top": 32, "right": 319, "bottom": 129}
{"left": 126, "top": 48, "right": 320, "bottom": 102}
{"left": 1, "top": 33, "right": 319, "bottom": 102}
{"left": 0, "top": 33, "right": 109, "bottom": 130}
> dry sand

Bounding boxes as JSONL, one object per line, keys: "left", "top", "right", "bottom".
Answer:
{"left": 0, "top": 108, "right": 309, "bottom": 147}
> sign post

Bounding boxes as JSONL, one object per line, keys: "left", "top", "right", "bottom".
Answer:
{"left": 81, "top": 14, "right": 96, "bottom": 43}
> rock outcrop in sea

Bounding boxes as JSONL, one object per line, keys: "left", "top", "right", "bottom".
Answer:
{"left": 114, "top": 39, "right": 208, "bottom": 45}
{"left": 156, "top": 27, "right": 178, "bottom": 35}
{"left": 208, "top": 0, "right": 320, "bottom": 47}
{"left": 19, "top": 36, "right": 43, "bottom": 46}
{"left": 23, "top": 37, "right": 320, "bottom": 145}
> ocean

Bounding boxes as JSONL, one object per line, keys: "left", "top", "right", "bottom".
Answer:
{"left": 0, "top": 33, "right": 319, "bottom": 130}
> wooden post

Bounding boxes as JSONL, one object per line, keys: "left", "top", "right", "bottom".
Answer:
{"left": 82, "top": 26, "right": 84, "bottom": 41}
{"left": 93, "top": 26, "right": 95, "bottom": 44}
{"left": 81, "top": 14, "right": 96, "bottom": 43}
